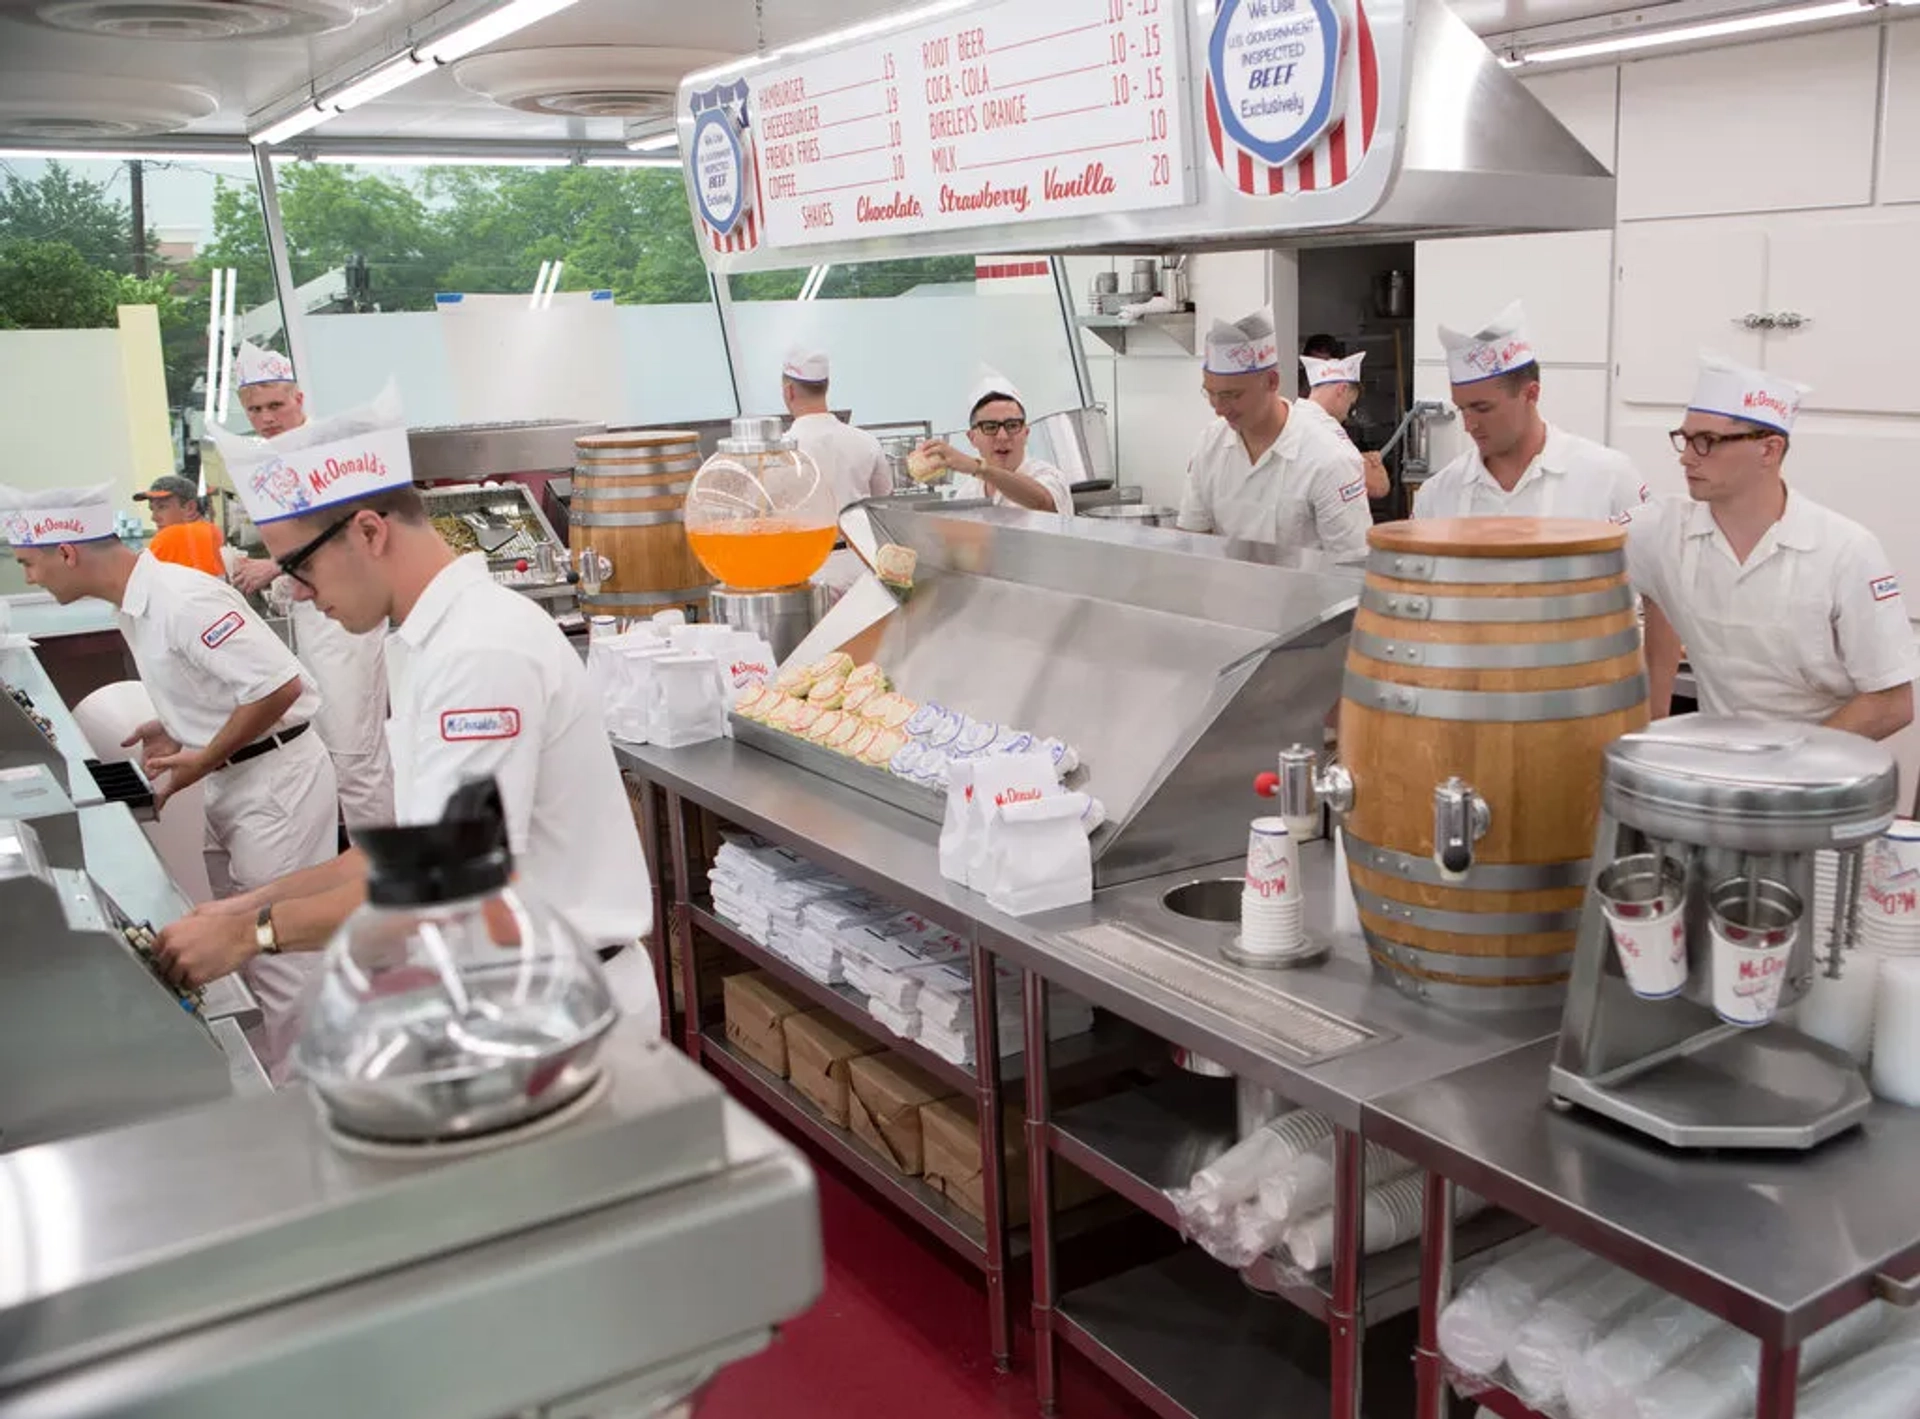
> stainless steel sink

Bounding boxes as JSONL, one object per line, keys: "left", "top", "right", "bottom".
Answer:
{"left": 1160, "top": 878, "right": 1242, "bottom": 924}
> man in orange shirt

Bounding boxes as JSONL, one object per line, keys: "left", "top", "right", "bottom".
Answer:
{"left": 136, "top": 474, "right": 228, "bottom": 578}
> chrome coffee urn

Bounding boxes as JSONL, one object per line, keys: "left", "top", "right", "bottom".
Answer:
{"left": 1549, "top": 715, "right": 1899, "bottom": 1149}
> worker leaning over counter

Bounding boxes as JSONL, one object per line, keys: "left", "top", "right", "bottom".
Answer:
{"left": 221, "top": 342, "right": 395, "bottom": 831}
{"left": 781, "top": 345, "right": 891, "bottom": 600}
{"left": 1296, "top": 348, "right": 1390, "bottom": 501}
{"left": 2, "top": 481, "right": 337, "bottom": 1080}
{"left": 910, "top": 371, "right": 1073, "bottom": 513}
{"left": 154, "top": 387, "right": 661, "bottom": 1034}
{"left": 136, "top": 474, "right": 227, "bottom": 577}
{"left": 1627, "top": 353, "right": 1916, "bottom": 741}
{"left": 1414, "top": 301, "right": 1647, "bottom": 522}
{"left": 1176, "top": 309, "right": 1371, "bottom": 555}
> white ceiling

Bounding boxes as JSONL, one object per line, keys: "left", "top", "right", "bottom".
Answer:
{"left": 0, "top": 0, "right": 1801, "bottom": 147}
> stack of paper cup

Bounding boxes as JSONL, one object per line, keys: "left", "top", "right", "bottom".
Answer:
{"left": 1862, "top": 821, "right": 1920, "bottom": 959}
{"left": 1596, "top": 853, "right": 1688, "bottom": 999}
{"left": 1870, "top": 957, "right": 1920, "bottom": 1105}
{"left": 1241, "top": 816, "right": 1305, "bottom": 958}
{"left": 1708, "top": 876, "right": 1802, "bottom": 1027}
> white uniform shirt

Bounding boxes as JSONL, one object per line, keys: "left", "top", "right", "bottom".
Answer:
{"left": 1292, "top": 396, "right": 1354, "bottom": 445}
{"left": 1177, "top": 404, "right": 1371, "bottom": 554}
{"left": 115, "top": 551, "right": 319, "bottom": 746}
{"left": 790, "top": 412, "right": 893, "bottom": 510}
{"left": 1414, "top": 423, "right": 1647, "bottom": 523}
{"left": 963, "top": 457, "right": 1074, "bottom": 515}
{"left": 384, "top": 554, "right": 653, "bottom": 950}
{"left": 1625, "top": 490, "right": 1918, "bottom": 722}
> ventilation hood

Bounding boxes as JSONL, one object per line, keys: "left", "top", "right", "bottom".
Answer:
{"left": 674, "top": 0, "right": 1614, "bottom": 273}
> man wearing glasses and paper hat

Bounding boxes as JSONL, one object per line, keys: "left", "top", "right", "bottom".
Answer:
{"left": 910, "top": 369, "right": 1074, "bottom": 514}
{"left": 220, "top": 341, "right": 394, "bottom": 833}
{"left": 1626, "top": 353, "right": 1914, "bottom": 741}
{"left": 1176, "top": 309, "right": 1372, "bottom": 555}
{"left": 0, "top": 481, "right": 338, "bottom": 1079}
{"left": 1415, "top": 301, "right": 1647, "bottom": 522}
{"left": 155, "top": 386, "right": 660, "bottom": 1033}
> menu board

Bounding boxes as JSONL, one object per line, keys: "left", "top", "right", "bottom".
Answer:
{"left": 750, "top": 0, "right": 1193, "bottom": 250}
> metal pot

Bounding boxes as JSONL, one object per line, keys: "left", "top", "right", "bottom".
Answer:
{"left": 1373, "top": 269, "right": 1411, "bottom": 320}
{"left": 875, "top": 433, "right": 924, "bottom": 492}
{"left": 1084, "top": 504, "right": 1178, "bottom": 528}
{"left": 1025, "top": 406, "right": 1114, "bottom": 487}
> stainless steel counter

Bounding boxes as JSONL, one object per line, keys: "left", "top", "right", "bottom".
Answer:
{"left": 1366, "top": 1038, "right": 1920, "bottom": 1347}
{"left": 614, "top": 737, "right": 1558, "bottom": 1130}
{"left": 2, "top": 638, "right": 102, "bottom": 805}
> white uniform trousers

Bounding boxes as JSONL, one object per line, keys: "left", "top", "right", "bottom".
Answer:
{"left": 293, "top": 599, "right": 395, "bottom": 830}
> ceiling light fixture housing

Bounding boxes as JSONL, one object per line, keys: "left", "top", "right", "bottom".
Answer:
{"left": 450, "top": 46, "right": 731, "bottom": 120}
{"left": 0, "top": 74, "right": 219, "bottom": 140}
{"left": 31, "top": 0, "right": 365, "bottom": 41}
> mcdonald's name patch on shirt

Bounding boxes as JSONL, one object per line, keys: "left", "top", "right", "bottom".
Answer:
{"left": 440, "top": 707, "right": 522, "bottom": 741}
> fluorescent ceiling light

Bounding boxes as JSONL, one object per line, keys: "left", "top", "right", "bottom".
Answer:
{"left": 684, "top": 0, "right": 971, "bottom": 84}
{"left": 330, "top": 55, "right": 429, "bottom": 113}
{"left": 0, "top": 148, "right": 254, "bottom": 162}
{"left": 625, "top": 132, "right": 678, "bottom": 152}
{"left": 1506, "top": 0, "right": 1864, "bottom": 65}
{"left": 584, "top": 156, "right": 680, "bottom": 168}
{"left": 252, "top": 104, "right": 329, "bottom": 146}
{"left": 417, "top": 0, "right": 581, "bottom": 65}
{"left": 311, "top": 153, "right": 571, "bottom": 166}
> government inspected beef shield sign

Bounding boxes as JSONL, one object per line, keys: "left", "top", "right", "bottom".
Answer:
{"left": 1206, "top": 0, "right": 1372, "bottom": 195}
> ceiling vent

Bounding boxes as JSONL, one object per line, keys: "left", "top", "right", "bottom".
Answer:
{"left": 0, "top": 73, "right": 218, "bottom": 138}
{"left": 451, "top": 46, "right": 732, "bottom": 120}
{"left": 31, "top": 0, "right": 364, "bottom": 40}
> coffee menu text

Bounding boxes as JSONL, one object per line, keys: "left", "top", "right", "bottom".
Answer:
{"left": 751, "top": 0, "right": 1193, "bottom": 249}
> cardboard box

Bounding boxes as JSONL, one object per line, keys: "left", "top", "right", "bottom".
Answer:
{"left": 722, "top": 970, "right": 813, "bottom": 1077}
{"left": 784, "top": 1010, "right": 884, "bottom": 1127}
{"left": 848, "top": 1053, "right": 958, "bottom": 1176}
{"left": 921, "top": 1097, "right": 1102, "bottom": 1226}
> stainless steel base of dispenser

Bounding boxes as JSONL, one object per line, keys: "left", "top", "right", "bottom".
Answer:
{"left": 1549, "top": 1028, "right": 1871, "bottom": 1150}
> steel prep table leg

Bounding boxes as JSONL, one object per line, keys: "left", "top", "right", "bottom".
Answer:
{"left": 971, "top": 937, "right": 1015, "bottom": 1371}
{"left": 1329, "top": 1126, "right": 1366, "bottom": 1419}
{"left": 1756, "top": 1342, "right": 1801, "bottom": 1419}
{"left": 1413, "top": 1171, "right": 1456, "bottom": 1419}
{"left": 664, "top": 790, "right": 703, "bottom": 1059}
{"left": 1024, "top": 969, "right": 1060, "bottom": 1413}
{"left": 635, "top": 775, "right": 674, "bottom": 1042}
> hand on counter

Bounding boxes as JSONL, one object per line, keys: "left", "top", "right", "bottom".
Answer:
{"left": 155, "top": 908, "right": 255, "bottom": 988}
{"left": 232, "top": 557, "right": 281, "bottom": 597}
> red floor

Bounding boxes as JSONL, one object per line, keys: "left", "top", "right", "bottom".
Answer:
{"left": 700, "top": 1130, "right": 1155, "bottom": 1419}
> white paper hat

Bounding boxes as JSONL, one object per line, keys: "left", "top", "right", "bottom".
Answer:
{"left": 1301, "top": 351, "right": 1366, "bottom": 387}
{"left": 0, "top": 482, "right": 117, "bottom": 548}
{"left": 234, "top": 340, "right": 297, "bottom": 388}
{"left": 782, "top": 347, "right": 829, "bottom": 383}
{"left": 968, "top": 368, "right": 1025, "bottom": 416}
{"left": 1687, "top": 352, "right": 1808, "bottom": 434}
{"left": 1438, "top": 301, "right": 1536, "bottom": 386}
{"left": 206, "top": 382, "right": 412, "bottom": 525}
{"left": 1204, "top": 311, "right": 1280, "bottom": 376}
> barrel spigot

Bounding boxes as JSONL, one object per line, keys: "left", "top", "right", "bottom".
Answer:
{"left": 1255, "top": 744, "right": 1353, "bottom": 818}
{"left": 573, "top": 546, "right": 612, "bottom": 596}
{"left": 1434, "top": 777, "right": 1490, "bottom": 876}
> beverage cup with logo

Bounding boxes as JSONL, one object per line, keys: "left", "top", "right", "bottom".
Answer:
{"left": 1596, "top": 854, "right": 1689, "bottom": 999}
{"left": 1866, "top": 822, "right": 1920, "bottom": 923}
{"left": 1245, "top": 817, "right": 1299, "bottom": 901}
{"left": 1708, "top": 876, "right": 1803, "bottom": 1027}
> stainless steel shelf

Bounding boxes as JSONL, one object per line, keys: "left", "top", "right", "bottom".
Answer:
{"left": 1053, "top": 1250, "right": 1336, "bottom": 1419}
{"left": 697, "top": 1027, "right": 991, "bottom": 1262}
{"left": 1075, "top": 312, "right": 1198, "bottom": 356}
{"left": 691, "top": 902, "right": 975, "bottom": 1093}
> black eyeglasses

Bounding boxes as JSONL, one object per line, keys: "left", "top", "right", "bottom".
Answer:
{"left": 276, "top": 513, "right": 355, "bottom": 590}
{"left": 1669, "top": 428, "right": 1776, "bottom": 458}
{"left": 971, "top": 417, "right": 1026, "bottom": 436}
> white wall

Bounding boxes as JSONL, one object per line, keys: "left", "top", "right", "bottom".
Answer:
{"left": 0, "top": 328, "right": 142, "bottom": 505}
{"left": 1409, "top": 17, "right": 1920, "bottom": 802}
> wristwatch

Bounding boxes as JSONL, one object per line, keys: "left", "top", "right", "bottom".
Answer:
{"left": 255, "top": 904, "right": 281, "bottom": 956}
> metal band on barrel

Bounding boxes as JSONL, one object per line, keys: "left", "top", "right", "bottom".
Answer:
{"left": 1366, "top": 941, "right": 1570, "bottom": 1010}
{"left": 581, "top": 586, "right": 714, "bottom": 608}
{"left": 576, "top": 456, "right": 702, "bottom": 475}
{"left": 1359, "top": 583, "right": 1634, "bottom": 623}
{"left": 1343, "top": 670, "right": 1649, "bottom": 722}
{"left": 1341, "top": 833, "right": 1592, "bottom": 890}
{"left": 1362, "top": 930, "right": 1574, "bottom": 978}
{"left": 1353, "top": 884, "right": 1584, "bottom": 935}
{"left": 574, "top": 480, "right": 694, "bottom": 504}
{"left": 1366, "top": 550, "right": 1624, "bottom": 585}
{"left": 571, "top": 508, "right": 691, "bottom": 528}
{"left": 1349, "top": 626, "right": 1643, "bottom": 670}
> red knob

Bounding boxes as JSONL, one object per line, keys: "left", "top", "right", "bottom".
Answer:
{"left": 516, "top": 558, "right": 530, "bottom": 573}
{"left": 1253, "top": 771, "right": 1280, "bottom": 799}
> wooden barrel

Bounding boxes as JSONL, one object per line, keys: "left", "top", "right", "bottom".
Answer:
{"left": 1340, "top": 517, "right": 1649, "bottom": 1008}
{"left": 570, "top": 430, "right": 713, "bottom": 616}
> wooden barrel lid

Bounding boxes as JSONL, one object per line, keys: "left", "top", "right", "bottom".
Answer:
{"left": 576, "top": 429, "right": 702, "bottom": 450}
{"left": 1367, "top": 517, "right": 1626, "bottom": 558}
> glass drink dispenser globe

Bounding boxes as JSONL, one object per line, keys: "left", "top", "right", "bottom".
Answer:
{"left": 684, "top": 418, "right": 836, "bottom": 592}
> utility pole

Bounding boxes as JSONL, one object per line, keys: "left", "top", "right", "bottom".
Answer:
{"left": 129, "top": 159, "right": 148, "bottom": 278}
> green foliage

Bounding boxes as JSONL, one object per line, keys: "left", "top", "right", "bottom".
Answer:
{"left": 0, "top": 162, "right": 151, "bottom": 273}
{"left": 0, "top": 238, "right": 118, "bottom": 328}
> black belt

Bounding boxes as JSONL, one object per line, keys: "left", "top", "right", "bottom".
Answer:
{"left": 223, "top": 721, "right": 310, "bottom": 769}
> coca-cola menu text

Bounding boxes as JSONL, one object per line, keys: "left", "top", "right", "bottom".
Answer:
{"left": 752, "top": 0, "right": 1194, "bottom": 249}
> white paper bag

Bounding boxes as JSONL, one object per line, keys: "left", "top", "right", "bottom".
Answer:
{"left": 648, "top": 652, "right": 727, "bottom": 748}
{"left": 939, "top": 752, "right": 1060, "bottom": 889}
{"left": 984, "top": 792, "right": 1093, "bottom": 916}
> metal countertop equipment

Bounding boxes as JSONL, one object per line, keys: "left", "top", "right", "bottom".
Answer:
{"left": 0, "top": 1022, "right": 822, "bottom": 1419}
